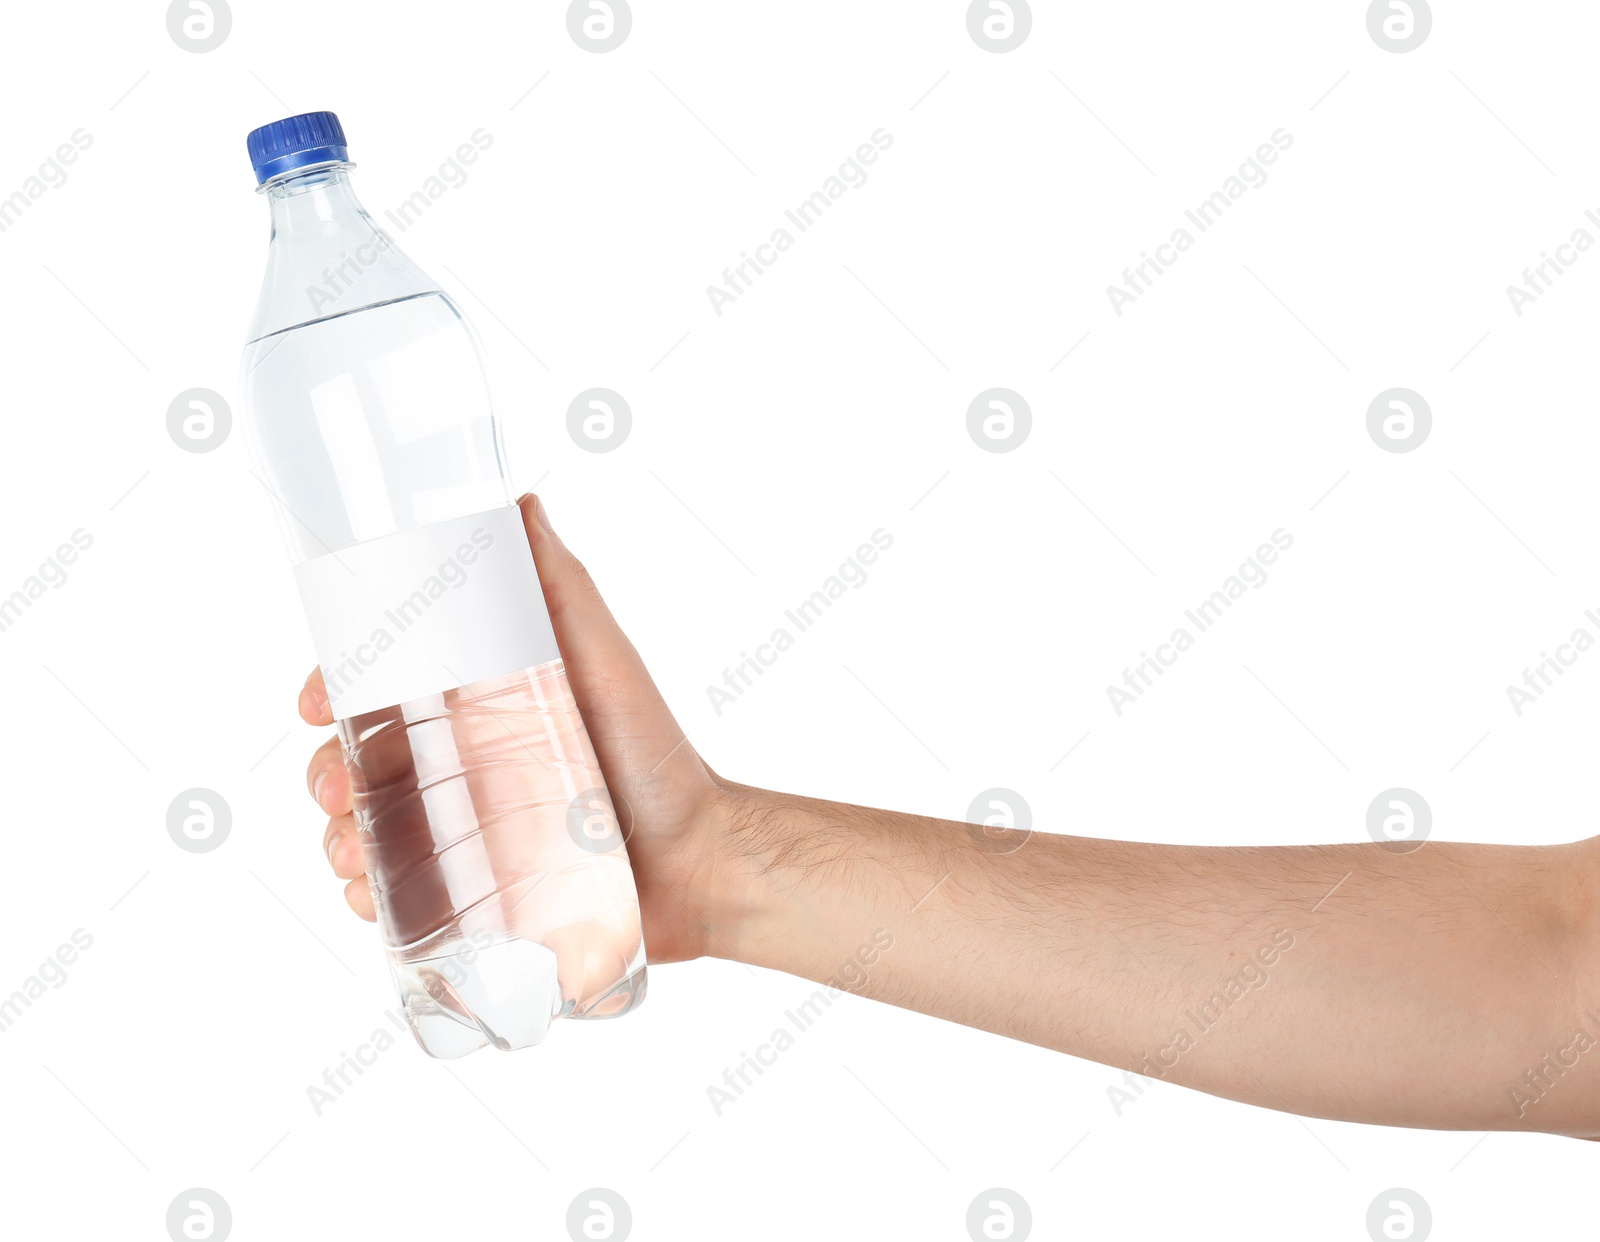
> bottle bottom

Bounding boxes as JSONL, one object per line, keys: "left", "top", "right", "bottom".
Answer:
{"left": 339, "top": 660, "right": 649, "bottom": 1057}
{"left": 393, "top": 929, "right": 648, "bottom": 1058}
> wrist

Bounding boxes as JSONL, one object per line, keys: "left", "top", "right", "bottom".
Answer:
{"left": 696, "top": 780, "right": 951, "bottom": 982}
{"left": 698, "top": 779, "right": 786, "bottom": 965}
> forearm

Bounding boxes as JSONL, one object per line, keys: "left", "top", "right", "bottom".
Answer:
{"left": 713, "top": 783, "right": 1600, "bottom": 1136}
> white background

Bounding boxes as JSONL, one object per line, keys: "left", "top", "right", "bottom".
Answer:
{"left": 0, "top": 0, "right": 1596, "bottom": 1237}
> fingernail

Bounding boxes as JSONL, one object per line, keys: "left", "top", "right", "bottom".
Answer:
{"left": 533, "top": 495, "right": 554, "bottom": 533}
{"left": 325, "top": 832, "right": 339, "bottom": 867}
{"left": 313, "top": 770, "right": 328, "bottom": 810}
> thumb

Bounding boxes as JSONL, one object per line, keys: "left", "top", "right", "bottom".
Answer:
{"left": 516, "top": 493, "right": 683, "bottom": 764}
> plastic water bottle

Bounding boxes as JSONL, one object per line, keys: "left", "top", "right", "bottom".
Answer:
{"left": 238, "top": 112, "right": 646, "bottom": 1057}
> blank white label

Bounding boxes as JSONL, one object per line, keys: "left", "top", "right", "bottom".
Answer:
{"left": 294, "top": 505, "right": 559, "bottom": 719}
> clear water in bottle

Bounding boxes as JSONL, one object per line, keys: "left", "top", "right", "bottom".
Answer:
{"left": 239, "top": 112, "right": 645, "bottom": 1057}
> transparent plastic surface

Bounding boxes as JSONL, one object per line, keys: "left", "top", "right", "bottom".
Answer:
{"left": 241, "top": 165, "right": 645, "bottom": 1056}
{"left": 344, "top": 661, "right": 645, "bottom": 1057}
{"left": 243, "top": 291, "right": 508, "bottom": 564}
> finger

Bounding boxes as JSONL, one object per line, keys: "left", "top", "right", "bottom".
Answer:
{"left": 299, "top": 667, "right": 332, "bottom": 726}
{"left": 322, "top": 816, "right": 364, "bottom": 880}
{"left": 517, "top": 493, "right": 683, "bottom": 750}
{"left": 306, "top": 735, "right": 352, "bottom": 817}
{"left": 344, "top": 875, "right": 376, "bottom": 921}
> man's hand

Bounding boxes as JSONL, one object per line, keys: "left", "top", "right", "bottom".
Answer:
{"left": 298, "top": 493, "right": 751, "bottom": 965}
{"left": 297, "top": 494, "right": 1600, "bottom": 1138}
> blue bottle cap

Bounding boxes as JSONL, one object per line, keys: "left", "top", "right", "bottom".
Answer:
{"left": 246, "top": 111, "right": 349, "bottom": 185}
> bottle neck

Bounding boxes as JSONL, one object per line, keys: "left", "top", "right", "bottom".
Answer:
{"left": 262, "top": 163, "right": 366, "bottom": 236}
{"left": 248, "top": 164, "right": 442, "bottom": 343}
